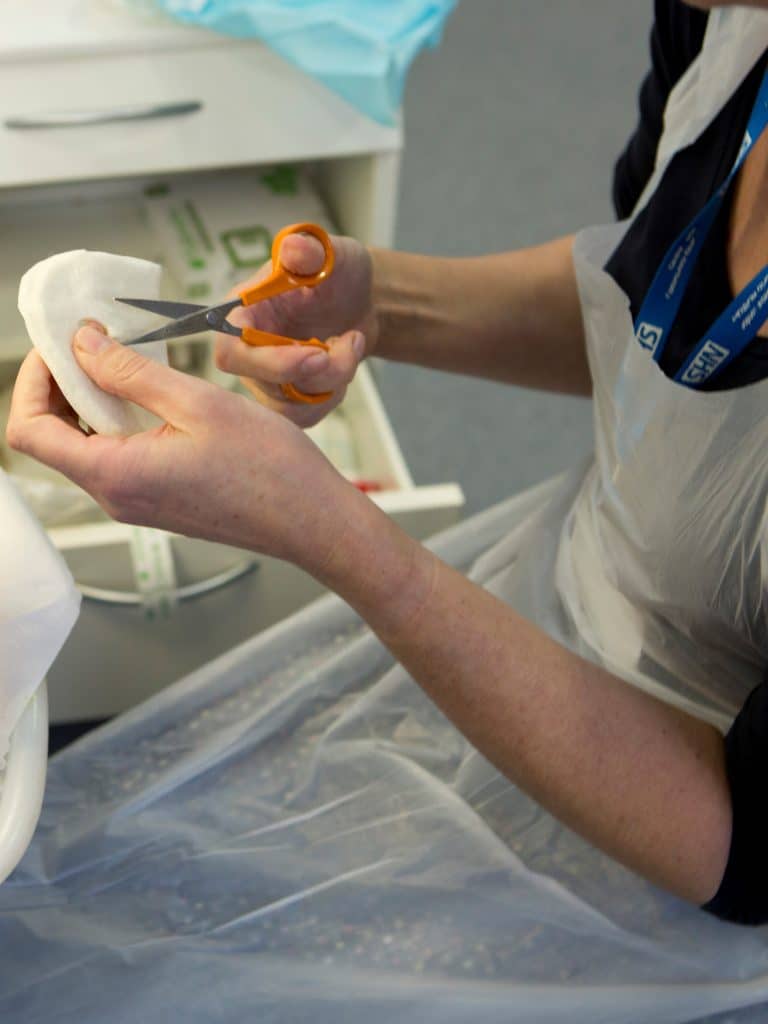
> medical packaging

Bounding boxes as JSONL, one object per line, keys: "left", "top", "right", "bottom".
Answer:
{"left": 143, "top": 166, "right": 335, "bottom": 303}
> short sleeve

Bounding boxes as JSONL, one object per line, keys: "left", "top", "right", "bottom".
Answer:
{"left": 702, "top": 674, "right": 768, "bottom": 925}
{"left": 612, "top": 0, "right": 709, "bottom": 219}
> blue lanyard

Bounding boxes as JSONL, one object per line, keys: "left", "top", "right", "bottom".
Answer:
{"left": 633, "top": 65, "right": 768, "bottom": 388}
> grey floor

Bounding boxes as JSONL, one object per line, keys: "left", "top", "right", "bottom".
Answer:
{"left": 375, "top": 0, "right": 654, "bottom": 515}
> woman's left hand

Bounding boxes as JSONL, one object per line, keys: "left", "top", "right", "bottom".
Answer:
{"left": 5, "top": 325, "right": 351, "bottom": 573}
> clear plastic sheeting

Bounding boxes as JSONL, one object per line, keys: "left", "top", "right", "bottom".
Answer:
{"left": 131, "top": 0, "right": 458, "bottom": 125}
{"left": 4, "top": 10, "right": 768, "bottom": 1020}
{"left": 1, "top": 481, "right": 767, "bottom": 1023}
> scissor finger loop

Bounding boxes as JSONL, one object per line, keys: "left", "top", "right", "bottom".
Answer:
{"left": 281, "top": 382, "right": 332, "bottom": 405}
{"left": 238, "top": 222, "right": 335, "bottom": 306}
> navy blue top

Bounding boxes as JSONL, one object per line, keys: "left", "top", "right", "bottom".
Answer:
{"left": 607, "top": 5, "right": 768, "bottom": 391}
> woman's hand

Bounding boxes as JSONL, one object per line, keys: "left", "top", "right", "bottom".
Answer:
{"left": 6, "top": 326, "right": 356, "bottom": 573}
{"left": 216, "top": 232, "right": 377, "bottom": 427}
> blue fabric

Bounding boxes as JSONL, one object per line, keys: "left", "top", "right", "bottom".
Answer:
{"left": 144, "top": 0, "right": 458, "bottom": 124}
{"left": 632, "top": 64, "right": 768, "bottom": 386}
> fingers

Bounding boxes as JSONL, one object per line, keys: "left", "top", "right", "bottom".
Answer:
{"left": 238, "top": 375, "right": 347, "bottom": 428}
{"left": 277, "top": 232, "right": 326, "bottom": 277}
{"left": 6, "top": 350, "right": 118, "bottom": 482}
{"left": 73, "top": 326, "right": 211, "bottom": 427}
{"left": 225, "top": 233, "right": 327, "bottom": 311}
{"left": 8, "top": 350, "right": 66, "bottom": 424}
{"left": 216, "top": 334, "right": 330, "bottom": 384}
{"left": 215, "top": 329, "right": 365, "bottom": 403}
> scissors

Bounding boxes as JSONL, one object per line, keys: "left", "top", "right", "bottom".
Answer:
{"left": 116, "top": 222, "right": 335, "bottom": 405}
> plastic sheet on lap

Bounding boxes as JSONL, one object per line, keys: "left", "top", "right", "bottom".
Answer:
{"left": 1, "top": 475, "right": 767, "bottom": 1023}
{"left": 5, "top": 10, "right": 768, "bottom": 1021}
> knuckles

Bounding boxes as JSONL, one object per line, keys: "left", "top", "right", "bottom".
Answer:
{"left": 88, "top": 444, "right": 145, "bottom": 519}
{"left": 98, "top": 471, "right": 157, "bottom": 527}
{"left": 93, "top": 462, "right": 137, "bottom": 516}
{"left": 98, "top": 474, "right": 135, "bottom": 515}
{"left": 96, "top": 346, "right": 150, "bottom": 391}
{"left": 4, "top": 419, "right": 26, "bottom": 454}
{"left": 196, "top": 383, "right": 232, "bottom": 424}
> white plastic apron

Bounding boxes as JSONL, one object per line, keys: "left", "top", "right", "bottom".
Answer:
{"left": 556, "top": 6, "right": 768, "bottom": 730}
{"left": 559, "top": 220, "right": 768, "bottom": 726}
{"left": 3, "top": 10, "right": 768, "bottom": 1024}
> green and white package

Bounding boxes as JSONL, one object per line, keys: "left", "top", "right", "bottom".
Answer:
{"left": 143, "top": 166, "right": 336, "bottom": 302}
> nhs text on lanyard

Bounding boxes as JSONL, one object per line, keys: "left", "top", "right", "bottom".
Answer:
{"left": 634, "top": 66, "right": 768, "bottom": 388}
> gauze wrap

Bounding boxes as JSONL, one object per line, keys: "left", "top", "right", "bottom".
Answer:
{"left": 17, "top": 250, "right": 167, "bottom": 436}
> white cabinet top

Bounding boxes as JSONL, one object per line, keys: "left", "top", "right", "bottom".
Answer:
{"left": 2, "top": 0, "right": 217, "bottom": 62}
{"left": 0, "top": 0, "right": 401, "bottom": 188}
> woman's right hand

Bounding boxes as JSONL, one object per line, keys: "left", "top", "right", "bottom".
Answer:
{"left": 215, "top": 232, "right": 377, "bottom": 427}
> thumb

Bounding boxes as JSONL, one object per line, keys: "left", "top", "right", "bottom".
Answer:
{"left": 277, "top": 232, "right": 327, "bottom": 277}
{"left": 73, "top": 326, "right": 202, "bottom": 426}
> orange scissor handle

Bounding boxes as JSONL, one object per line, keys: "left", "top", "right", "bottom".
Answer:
{"left": 238, "top": 222, "right": 335, "bottom": 307}
{"left": 240, "top": 327, "right": 333, "bottom": 405}
{"left": 237, "top": 222, "right": 335, "bottom": 404}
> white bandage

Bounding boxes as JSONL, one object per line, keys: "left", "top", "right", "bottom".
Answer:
{"left": 18, "top": 250, "right": 167, "bottom": 436}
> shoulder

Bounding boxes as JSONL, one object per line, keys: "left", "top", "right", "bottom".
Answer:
{"left": 612, "top": 0, "right": 709, "bottom": 219}
{"left": 652, "top": 0, "right": 709, "bottom": 88}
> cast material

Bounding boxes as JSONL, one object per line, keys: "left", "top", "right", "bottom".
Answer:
{"left": 17, "top": 250, "right": 167, "bottom": 436}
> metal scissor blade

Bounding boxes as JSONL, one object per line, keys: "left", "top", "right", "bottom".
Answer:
{"left": 117, "top": 296, "right": 212, "bottom": 346}
{"left": 119, "top": 297, "right": 244, "bottom": 346}
{"left": 121, "top": 325, "right": 187, "bottom": 346}
{"left": 115, "top": 297, "right": 207, "bottom": 319}
{"left": 120, "top": 307, "right": 220, "bottom": 346}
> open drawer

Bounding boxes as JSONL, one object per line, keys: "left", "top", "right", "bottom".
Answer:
{"left": 32, "top": 361, "right": 463, "bottom": 723}
{"left": 0, "top": 174, "right": 463, "bottom": 722}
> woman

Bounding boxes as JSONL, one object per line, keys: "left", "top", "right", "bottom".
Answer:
{"left": 6, "top": 0, "right": 768, "bottom": 946}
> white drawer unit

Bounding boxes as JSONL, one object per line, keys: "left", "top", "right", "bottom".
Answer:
{"left": 0, "top": 1, "right": 400, "bottom": 191}
{"left": 0, "top": 43, "right": 401, "bottom": 198}
{"left": 1, "top": 2, "right": 464, "bottom": 723}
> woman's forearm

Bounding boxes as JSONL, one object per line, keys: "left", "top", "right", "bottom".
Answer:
{"left": 8, "top": 321, "right": 729, "bottom": 907}
{"left": 370, "top": 234, "right": 592, "bottom": 395}
{"left": 314, "top": 488, "right": 732, "bottom": 905}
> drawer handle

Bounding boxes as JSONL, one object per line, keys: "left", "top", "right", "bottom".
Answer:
{"left": 4, "top": 101, "right": 203, "bottom": 130}
{"left": 76, "top": 558, "right": 256, "bottom": 607}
